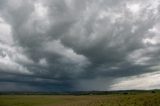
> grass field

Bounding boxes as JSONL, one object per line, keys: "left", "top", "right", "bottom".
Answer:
{"left": 0, "top": 93, "right": 160, "bottom": 106}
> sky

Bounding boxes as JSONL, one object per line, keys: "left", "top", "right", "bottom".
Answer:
{"left": 0, "top": 0, "right": 160, "bottom": 91}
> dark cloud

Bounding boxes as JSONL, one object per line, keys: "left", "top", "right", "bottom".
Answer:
{"left": 0, "top": 0, "right": 160, "bottom": 91}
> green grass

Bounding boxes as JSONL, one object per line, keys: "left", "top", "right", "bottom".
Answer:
{"left": 0, "top": 95, "right": 77, "bottom": 106}
{"left": 0, "top": 93, "right": 160, "bottom": 106}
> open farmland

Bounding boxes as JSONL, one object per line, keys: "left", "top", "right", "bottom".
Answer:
{"left": 0, "top": 92, "right": 160, "bottom": 106}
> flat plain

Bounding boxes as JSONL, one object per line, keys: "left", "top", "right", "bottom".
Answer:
{"left": 0, "top": 92, "right": 160, "bottom": 106}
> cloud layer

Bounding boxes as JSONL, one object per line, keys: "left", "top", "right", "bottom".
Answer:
{"left": 0, "top": 0, "right": 160, "bottom": 91}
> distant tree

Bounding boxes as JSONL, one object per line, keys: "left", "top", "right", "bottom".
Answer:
{"left": 151, "top": 91, "right": 156, "bottom": 93}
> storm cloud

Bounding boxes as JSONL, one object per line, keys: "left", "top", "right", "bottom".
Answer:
{"left": 0, "top": 0, "right": 160, "bottom": 91}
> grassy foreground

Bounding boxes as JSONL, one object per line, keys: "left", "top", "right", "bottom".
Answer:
{"left": 0, "top": 93, "right": 160, "bottom": 106}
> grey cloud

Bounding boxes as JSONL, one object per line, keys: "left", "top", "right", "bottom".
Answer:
{"left": 0, "top": 0, "right": 160, "bottom": 91}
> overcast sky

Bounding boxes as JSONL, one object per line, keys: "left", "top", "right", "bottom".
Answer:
{"left": 0, "top": 0, "right": 160, "bottom": 91}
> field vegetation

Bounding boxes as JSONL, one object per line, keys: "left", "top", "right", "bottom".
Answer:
{"left": 0, "top": 91, "right": 160, "bottom": 106}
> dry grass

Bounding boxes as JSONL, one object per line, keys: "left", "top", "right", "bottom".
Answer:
{"left": 0, "top": 93, "right": 160, "bottom": 106}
